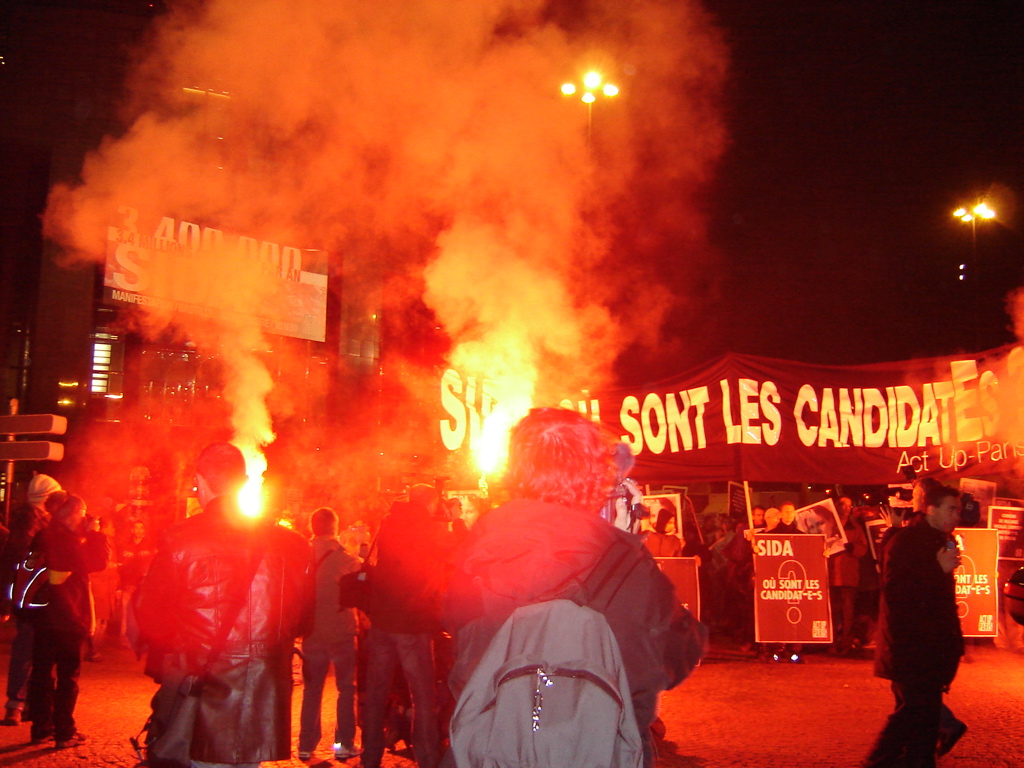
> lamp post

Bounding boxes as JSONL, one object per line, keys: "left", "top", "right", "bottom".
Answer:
{"left": 561, "top": 71, "right": 619, "bottom": 146}
{"left": 952, "top": 202, "right": 996, "bottom": 284}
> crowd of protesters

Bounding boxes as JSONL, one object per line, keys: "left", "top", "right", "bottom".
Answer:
{"left": 0, "top": 431, "right": 1015, "bottom": 767}
{"left": 689, "top": 495, "right": 886, "bottom": 659}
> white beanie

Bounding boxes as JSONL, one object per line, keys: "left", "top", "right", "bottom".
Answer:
{"left": 27, "top": 474, "right": 62, "bottom": 505}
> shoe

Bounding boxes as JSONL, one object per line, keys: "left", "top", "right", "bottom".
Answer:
{"left": 1, "top": 708, "right": 21, "bottom": 726}
{"left": 298, "top": 750, "right": 313, "bottom": 761}
{"left": 937, "top": 720, "right": 967, "bottom": 757}
{"left": 55, "top": 731, "right": 87, "bottom": 749}
{"left": 84, "top": 651, "right": 102, "bottom": 662}
{"left": 334, "top": 742, "right": 362, "bottom": 759}
{"left": 29, "top": 732, "right": 52, "bottom": 745}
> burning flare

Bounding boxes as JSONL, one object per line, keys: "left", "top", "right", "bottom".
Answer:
{"left": 471, "top": 379, "right": 534, "bottom": 477}
{"left": 237, "top": 444, "right": 268, "bottom": 518}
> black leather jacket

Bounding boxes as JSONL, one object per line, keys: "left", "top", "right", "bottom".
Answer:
{"left": 136, "top": 496, "right": 311, "bottom": 763}
{"left": 874, "top": 514, "right": 963, "bottom": 687}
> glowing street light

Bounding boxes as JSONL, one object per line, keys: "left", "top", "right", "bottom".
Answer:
{"left": 952, "top": 202, "right": 997, "bottom": 282}
{"left": 561, "top": 70, "right": 619, "bottom": 145}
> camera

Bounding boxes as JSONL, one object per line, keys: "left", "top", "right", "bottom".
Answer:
{"left": 959, "top": 492, "right": 981, "bottom": 527}
{"left": 600, "top": 479, "right": 648, "bottom": 526}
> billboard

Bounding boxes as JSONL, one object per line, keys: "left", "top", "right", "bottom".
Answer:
{"left": 105, "top": 206, "right": 328, "bottom": 342}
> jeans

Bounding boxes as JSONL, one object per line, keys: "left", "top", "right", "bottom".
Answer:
{"left": 5, "top": 616, "right": 34, "bottom": 711}
{"left": 361, "top": 627, "right": 439, "bottom": 768}
{"left": 26, "top": 625, "right": 84, "bottom": 742}
{"left": 299, "top": 637, "right": 357, "bottom": 752}
{"left": 863, "top": 679, "right": 943, "bottom": 768}
{"left": 191, "top": 762, "right": 259, "bottom": 768}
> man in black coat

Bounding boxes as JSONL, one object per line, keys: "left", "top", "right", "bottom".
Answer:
{"left": 361, "top": 484, "right": 452, "bottom": 768}
{"left": 864, "top": 482, "right": 963, "bottom": 768}
{"left": 136, "top": 442, "right": 310, "bottom": 767}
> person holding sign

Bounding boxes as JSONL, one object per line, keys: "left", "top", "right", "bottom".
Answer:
{"left": 864, "top": 483, "right": 964, "bottom": 768}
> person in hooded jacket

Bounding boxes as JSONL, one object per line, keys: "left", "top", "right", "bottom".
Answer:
{"left": 443, "top": 407, "right": 704, "bottom": 768}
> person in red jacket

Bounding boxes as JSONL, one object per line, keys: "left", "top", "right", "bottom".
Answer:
{"left": 444, "top": 408, "right": 705, "bottom": 768}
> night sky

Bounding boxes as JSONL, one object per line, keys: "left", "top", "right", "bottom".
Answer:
{"left": 632, "top": 1, "right": 1024, "bottom": 384}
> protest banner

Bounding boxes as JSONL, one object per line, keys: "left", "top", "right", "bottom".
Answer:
{"left": 753, "top": 534, "right": 832, "bottom": 643}
{"left": 953, "top": 527, "right": 999, "bottom": 637}
{"left": 656, "top": 557, "right": 700, "bottom": 620}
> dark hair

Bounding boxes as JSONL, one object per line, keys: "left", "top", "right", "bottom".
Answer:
{"left": 912, "top": 476, "right": 943, "bottom": 512}
{"left": 310, "top": 507, "right": 338, "bottom": 536}
{"left": 45, "top": 491, "right": 86, "bottom": 521}
{"left": 196, "top": 442, "right": 247, "bottom": 496}
{"left": 923, "top": 482, "right": 960, "bottom": 510}
{"left": 505, "top": 408, "right": 617, "bottom": 513}
{"left": 655, "top": 506, "right": 676, "bottom": 535}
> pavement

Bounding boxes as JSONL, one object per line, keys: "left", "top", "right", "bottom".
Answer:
{"left": 0, "top": 625, "right": 1020, "bottom": 768}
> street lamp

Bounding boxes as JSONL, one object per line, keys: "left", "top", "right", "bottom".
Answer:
{"left": 561, "top": 71, "right": 619, "bottom": 146}
{"left": 952, "top": 203, "right": 996, "bottom": 283}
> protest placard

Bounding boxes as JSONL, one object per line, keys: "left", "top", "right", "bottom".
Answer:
{"left": 953, "top": 527, "right": 999, "bottom": 637}
{"left": 753, "top": 534, "right": 832, "bottom": 643}
{"left": 794, "top": 499, "right": 847, "bottom": 556}
{"left": 988, "top": 505, "right": 1024, "bottom": 560}
{"left": 656, "top": 557, "right": 701, "bottom": 620}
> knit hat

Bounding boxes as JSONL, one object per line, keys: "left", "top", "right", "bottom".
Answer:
{"left": 27, "top": 473, "right": 62, "bottom": 505}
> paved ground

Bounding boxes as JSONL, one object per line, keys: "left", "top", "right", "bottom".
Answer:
{"left": 0, "top": 625, "right": 1020, "bottom": 767}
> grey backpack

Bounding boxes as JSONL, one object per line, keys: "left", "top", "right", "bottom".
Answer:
{"left": 449, "top": 598, "right": 643, "bottom": 768}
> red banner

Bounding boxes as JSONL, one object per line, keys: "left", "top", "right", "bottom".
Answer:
{"left": 592, "top": 344, "right": 1024, "bottom": 484}
{"left": 753, "top": 534, "right": 832, "bottom": 644}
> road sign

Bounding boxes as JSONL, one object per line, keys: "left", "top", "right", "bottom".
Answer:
{"left": 0, "top": 414, "right": 67, "bottom": 435}
{"left": 0, "top": 442, "right": 64, "bottom": 461}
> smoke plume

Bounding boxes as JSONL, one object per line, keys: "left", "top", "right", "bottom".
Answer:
{"left": 43, "top": 0, "right": 728, "bottom": 491}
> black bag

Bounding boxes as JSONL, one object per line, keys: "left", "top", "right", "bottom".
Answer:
{"left": 339, "top": 534, "right": 377, "bottom": 612}
{"left": 338, "top": 564, "right": 374, "bottom": 611}
{"left": 134, "top": 663, "right": 203, "bottom": 768}
{"left": 132, "top": 550, "right": 264, "bottom": 766}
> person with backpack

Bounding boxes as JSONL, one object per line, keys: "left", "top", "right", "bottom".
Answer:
{"left": 443, "top": 407, "right": 706, "bottom": 768}
{"left": 0, "top": 473, "right": 62, "bottom": 726}
{"left": 298, "top": 506, "right": 361, "bottom": 762}
{"left": 25, "top": 491, "right": 110, "bottom": 749}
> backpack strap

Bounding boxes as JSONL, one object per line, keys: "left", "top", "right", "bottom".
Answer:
{"left": 312, "top": 546, "right": 335, "bottom": 573}
{"left": 575, "top": 536, "right": 643, "bottom": 614}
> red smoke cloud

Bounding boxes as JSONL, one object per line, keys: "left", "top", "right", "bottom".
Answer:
{"left": 43, "top": 0, "right": 729, "bottom": 500}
